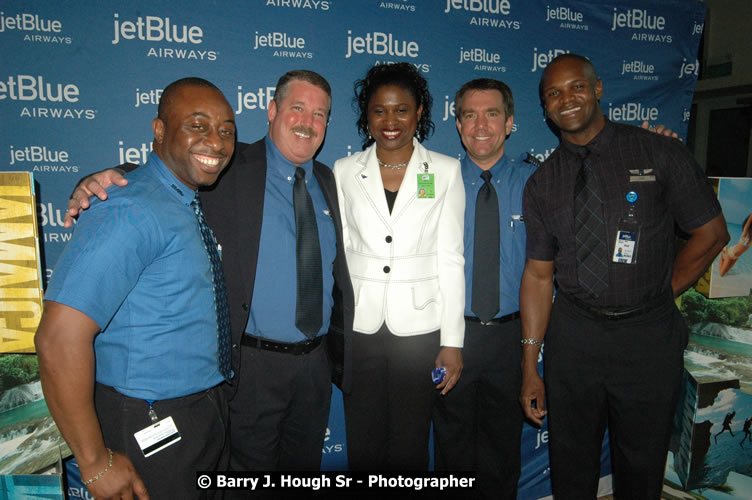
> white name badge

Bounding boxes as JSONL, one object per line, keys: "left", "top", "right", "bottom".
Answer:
{"left": 133, "top": 416, "right": 181, "bottom": 457}
{"left": 612, "top": 230, "right": 637, "bottom": 264}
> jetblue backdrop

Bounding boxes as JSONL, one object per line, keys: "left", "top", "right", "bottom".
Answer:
{"left": 1, "top": 0, "right": 705, "bottom": 498}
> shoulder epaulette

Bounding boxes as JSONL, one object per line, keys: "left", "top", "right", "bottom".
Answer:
{"left": 523, "top": 153, "right": 543, "bottom": 168}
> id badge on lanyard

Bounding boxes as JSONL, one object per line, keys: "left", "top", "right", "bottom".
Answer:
{"left": 417, "top": 162, "right": 435, "bottom": 199}
{"left": 612, "top": 191, "right": 640, "bottom": 264}
{"left": 133, "top": 400, "right": 182, "bottom": 457}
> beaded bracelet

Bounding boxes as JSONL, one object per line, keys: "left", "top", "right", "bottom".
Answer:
{"left": 520, "top": 338, "right": 543, "bottom": 349}
{"left": 83, "top": 448, "right": 113, "bottom": 486}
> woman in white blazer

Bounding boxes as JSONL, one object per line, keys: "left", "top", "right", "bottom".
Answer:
{"left": 333, "top": 63, "right": 465, "bottom": 470}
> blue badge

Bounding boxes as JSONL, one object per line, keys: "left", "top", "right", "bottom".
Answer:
{"left": 626, "top": 191, "right": 638, "bottom": 204}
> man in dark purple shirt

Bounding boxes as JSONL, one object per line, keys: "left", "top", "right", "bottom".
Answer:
{"left": 519, "top": 53, "right": 729, "bottom": 499}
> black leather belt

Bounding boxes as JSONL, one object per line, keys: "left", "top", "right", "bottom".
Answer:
{"left": 562, "top": 293, "right": 669, "bottom": 321}
{"left": 241, "top": 334, "right": 322, "bottom": 355}
{"left": 465, "top": 311, "right": 520, "bottom": 325}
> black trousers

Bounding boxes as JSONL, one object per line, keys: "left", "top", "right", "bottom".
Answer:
{"left": 343, "top": 324, "right": 440, "bottom": 471}
{"left": 94, "top": 382, "right": 229, "bottom": 500}
{"left": 432, "top": 318, "right": 523, "bottom": 500}
{"left": 545, "top": 294, "right": 688, "bottom": 500}
{"left": 227, "top": 340, "right": 331, "bottom": 473}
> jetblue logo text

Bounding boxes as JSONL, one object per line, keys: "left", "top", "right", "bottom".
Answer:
{"left": 1, "top": 75, "right": 96, "bottom": 119}
{"left": 119, "top": 141, "right": 153, "bottom": 165}
{"left": 459, "top": 47, "right": 505, "bottom": 73}
{"left": 236, "top": 86, "right": 276, "bottom": 115}
{"left": 459, "top": 47, "right": 499, "bottom": 64}
{"left": 0, "top": 11, "right": 70, "bottom": 42}
{"left": 10, "top": 145, "right": 68, "bottom": 164}
{"left": 621, "top": 60, "right": 654, "bottom": 75}
{"left": 611, "top": 8, "right": 665, "bottom": 31}
{"left": 678, "top": 58, "right": 699, "bottom": 79}
{"left": 608, "top": 102, "right": 659, "bottom": 122}
{"left": 10, "top": 145, "right": 79, "bottom": 174}
{"left": 531, "top": 48, "right": 569, "bottom": 72}
{"left": 545, "top": 6, "right": 581, "bottom": 22}
{"left": 254, "top": 32, "right": 312, "bottom": 59}
{"left": 445, "top": 0, "right": 520, "bottom": 30}
{"left": 254, "top": 32, "right": 304, "bottom": 49}
{"left": 621, "top": 60, "right": 658, "bottom": 81}
{"left": 535, "top": 429, "right": 549, "bottom": 449}
{"left": 346, "top": 31, "right": 419, "bottom": 59}
{"left": 112, "top": 14, "right": 203, "bottom": 44}
{"left": 444, "top": 0, "right": 511, "bottom": 15}
{"left": 38, "top": 203, "right": 73, "bottom": 245}
{"left": 112, "top": 13, "right": 217, "bottom": 60}
{"left": 0, "top": 12, "right": 61, "bottom": 33}
{"left": 0, "top": 75, "right": 77, "bottom": 102}
{"left": 135, "top": 88, "right": 163, "bottom": 108}
{"left": 545, "top": 5, "right": 587, "bottom": 31}
{"left": 611, "top": 8, "right": 672, "bottom": 43}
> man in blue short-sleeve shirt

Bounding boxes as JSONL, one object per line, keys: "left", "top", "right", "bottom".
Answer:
{"left": 36, "top": 77, "right": 235, "bottom": 500}
{"left": 63, "top": 70, "right": 355, "bottom": 482}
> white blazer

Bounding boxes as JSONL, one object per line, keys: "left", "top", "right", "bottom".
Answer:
{"left": 333, "top": 139, "right": 465, "bottom": 348}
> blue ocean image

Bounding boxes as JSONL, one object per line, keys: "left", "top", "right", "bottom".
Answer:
{"left": 0, "top": 380, "right": 69, "bottom": 474}
{"left": 685, "top": 326, "right": 752, "bottom": 395}
{"left": 694, "top": 389, "right": 752, "bottom": 495}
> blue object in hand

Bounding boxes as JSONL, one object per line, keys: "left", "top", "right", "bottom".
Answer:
{"left": 432, "top": 366, "right": 446, "bottom": 384}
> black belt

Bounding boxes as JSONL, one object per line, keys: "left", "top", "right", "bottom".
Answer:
{"left": 241, "top": 334, "right": 323, "bottom": 355}
{"left": 562, "top": 292, "right": 669, "bottom": 321}
{"left": 95, "top": 382, "right": 222, "bottom": 403}
{"left": 465, "top": 311, "right": 520, "bottom": 326}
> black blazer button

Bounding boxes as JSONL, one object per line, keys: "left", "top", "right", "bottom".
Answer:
{"left": 385, "top": 235, "right": 392, "bottom": 243}
{"left": 241, "top": 303, "right": 249, "bottom": 311}
{"left": 383, "top": 266, "right": 390, "bottom": 273}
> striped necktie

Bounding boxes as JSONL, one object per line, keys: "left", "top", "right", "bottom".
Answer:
{"left": 574, "top": 149, "right": 609, "bottom": 297}
{"left": 192, "top": 193, "right": 233, "bottom": 380}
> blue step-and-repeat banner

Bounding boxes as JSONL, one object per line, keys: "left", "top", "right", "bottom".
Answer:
{"left": 1, "top": 1, "right": 705, "bottom": 498}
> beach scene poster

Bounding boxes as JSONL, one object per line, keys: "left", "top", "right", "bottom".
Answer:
{"left": 697, "top": 178, "right": 752, "bottom": 299}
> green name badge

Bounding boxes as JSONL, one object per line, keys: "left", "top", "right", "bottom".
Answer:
{"left": 417, "top": 173, "right": 435, "bottom": 199}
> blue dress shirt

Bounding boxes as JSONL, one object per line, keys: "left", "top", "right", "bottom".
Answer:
{"left": 44, "top": 153, "right": 224, "bottom": 400}
{"left": 462, "top": 153, "right": 536, "bottom": 318}
{"left": 244, "top": 136, "right": 336, "bottom": 342}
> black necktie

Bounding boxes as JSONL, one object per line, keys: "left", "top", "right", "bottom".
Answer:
{"left": 191, "top": 193, "right": 232, "bottom": 381}
{"left": 293, "top": 167, "right": 323, "bottom": 338}
{"left": 574, "top": 149, "right": 609, "bottom": 297}
{"left": 471, "top": 170, "right": 500, "bottom": 323}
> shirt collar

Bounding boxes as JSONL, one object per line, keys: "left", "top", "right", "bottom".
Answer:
{"left": 147, "top": 152, "right": 196, "bottom": 206}
{"left": 560, "top": 118, "right": 615, "bottom": 158}
{"left": 264, "top": 135, "right": 314, "bottom": 182}
{"left": 462, "top": 152, "right": 509, "bottom": 180}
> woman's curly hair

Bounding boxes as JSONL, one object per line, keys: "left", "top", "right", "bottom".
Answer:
{"left": 353, "top": 62, "right": 434, "bottom": 150}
